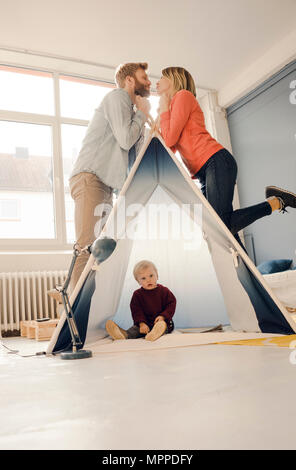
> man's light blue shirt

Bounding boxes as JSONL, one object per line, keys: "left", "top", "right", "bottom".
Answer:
{"left": 70, "top": 88, "right": 146, "bottom": 190}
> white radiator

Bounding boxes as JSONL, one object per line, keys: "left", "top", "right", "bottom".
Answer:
{"left": 0, "top": 271, "right": 67, "bottom": 332}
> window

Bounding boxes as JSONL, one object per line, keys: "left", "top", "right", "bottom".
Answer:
{"left": 0, "top": 66, "right": 54, "bottom": 115}
{"left": 0, "top": 121, "right": 55, "bottom": 239}
{"left": 0, "top": 199, "right": 20, "bottom": 220}
{"left": 149, "top": 94, "right": 159, "bottom": 120}
{"left": 65, "top": 200, "right": 75, "bottom": 243}
{"left": 60, "top": 75, "right": 113, "bottom": 121}
{"left": 61, "top": 123, "right": 88, "bottom": 243}
{"left": 0, "top": 65, "right": 159, "bottom": 249}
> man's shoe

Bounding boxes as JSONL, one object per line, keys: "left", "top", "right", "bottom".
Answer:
{"left": 265, "top": 186, "right": 296, "bottom": 212}
{"left": 105, "top": 320, "right": 128, "bottom": 340}
{"left": 145, "top": 320, "right": 167, "bottom": 342}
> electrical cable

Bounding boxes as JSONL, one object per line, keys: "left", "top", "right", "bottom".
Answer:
{"left": 0, "top": 340, "right": 47, "bottom": 358}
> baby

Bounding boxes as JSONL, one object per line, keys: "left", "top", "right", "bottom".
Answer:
{"left": 106, "top": 260, "right": 176, "bottom": 341}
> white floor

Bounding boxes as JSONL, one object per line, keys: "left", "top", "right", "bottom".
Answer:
{"left": 1, "top": 336, "right": 296, "bottom": 450}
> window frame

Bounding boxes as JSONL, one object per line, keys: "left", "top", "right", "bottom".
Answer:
{"left": 0, "top": 66, "right": 115, "bottom": 251}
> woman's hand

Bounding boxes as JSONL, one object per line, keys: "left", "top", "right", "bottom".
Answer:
{"left": 139, "top": 322, "right": 150, "bottom": 334}
{"left": 158, "top": 93, "right": 171, "bottom": 114}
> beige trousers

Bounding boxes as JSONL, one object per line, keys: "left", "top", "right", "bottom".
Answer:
{"left": 69, "top": 172, "right": 113, "bottom": 292}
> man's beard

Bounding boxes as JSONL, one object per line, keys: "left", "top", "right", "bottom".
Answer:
{"left": 134, "top": 78, "right": 150, "bottom": 97}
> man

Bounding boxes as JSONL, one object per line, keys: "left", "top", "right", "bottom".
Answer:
{"left": 49, "top": 62, "right": 151, "bottom": 300}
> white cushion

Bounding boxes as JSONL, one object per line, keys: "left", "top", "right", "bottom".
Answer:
{"left": 263, "top": 269, "right": 296, "bottom": 308}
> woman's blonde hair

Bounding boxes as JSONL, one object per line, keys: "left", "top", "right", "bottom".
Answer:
{"left": 162, "top": 66, "right": 196, "bottom": 97}
{"left": 133, "top": 260, "right": 158, "bottom": 281}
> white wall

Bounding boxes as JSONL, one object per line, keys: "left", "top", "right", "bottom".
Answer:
{"left": 218, "top": 28, "right": 296, "bottom": 107}
{"left": 0, "top": 251, "right": 72, "bottom": 272}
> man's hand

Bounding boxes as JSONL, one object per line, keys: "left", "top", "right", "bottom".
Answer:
{"left": 139, "top": 322, "right": 150, "bottom": 334}
{"left": 154, "top": 315, "right": 165, "bottom": 323}
{"left": 135, "top": 96, "right": 151, "bottom": 118}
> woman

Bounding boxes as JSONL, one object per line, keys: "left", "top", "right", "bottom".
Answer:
{"left": 156, "top": 66, "right": 296, "bottom": 245}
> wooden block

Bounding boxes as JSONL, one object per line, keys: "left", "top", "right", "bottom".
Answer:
{"left": 27, "top": 325, "right": 36, "bottom": 339}
{"left": 35, "top": 327, "right": 54, "bottom": 341}
{"left": 20, "top": 320, "right": 34, "bottom": 337}
{"left": 20, "top": 319, "right": 59, "bottom": 341}
{"left": 34, "top": 320, "right": 59, "bottom": 341}
{"left": 20, "top": 321, "right": 29, "bottom": 337}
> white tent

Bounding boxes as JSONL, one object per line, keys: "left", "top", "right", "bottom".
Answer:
{"left": 47, "top": 132, "right": 296, "bottom": 354}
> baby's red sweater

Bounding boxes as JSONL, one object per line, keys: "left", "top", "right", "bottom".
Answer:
{"left": 130, "top": 284, "right": 176, "bottom": 328}
{"left": 160, "top": 90, "right": 223, "bottom": 177}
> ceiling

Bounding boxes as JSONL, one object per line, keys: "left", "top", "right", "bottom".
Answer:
{"left": 1, "top": 0, "right": 296, "bottom": 93}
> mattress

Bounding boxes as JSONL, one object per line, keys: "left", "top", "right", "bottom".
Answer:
{"left": 263, "top": 269, "right": 296, "bottom": 310}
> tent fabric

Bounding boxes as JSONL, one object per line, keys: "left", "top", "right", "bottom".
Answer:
{"left": 52, "top": 270, "right": 96, "bottom": 353}
{"left": 48, "top": 134, "right": 296, "bottom": 354}
{"left": 236, "top": 262, "right": 294, "bottom": 334}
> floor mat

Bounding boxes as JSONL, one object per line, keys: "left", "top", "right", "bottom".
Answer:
{"left": 87, "top": 330, "right": 285, "bottom": 354}
{"left": 217, "top": 334, "right": 296, "bottom": 347}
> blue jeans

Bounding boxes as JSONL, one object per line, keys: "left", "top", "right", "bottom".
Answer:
{"left": 196, "top": 149, "right": 272, "bottom": 240}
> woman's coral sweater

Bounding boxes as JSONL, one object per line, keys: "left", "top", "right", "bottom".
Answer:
{"left": 160, "top": 90, "right": 223, "bottom": 177}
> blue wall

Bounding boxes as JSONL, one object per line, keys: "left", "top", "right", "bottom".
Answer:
{"left": 227, "top": 60, "right": 296, "bottom": 265}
